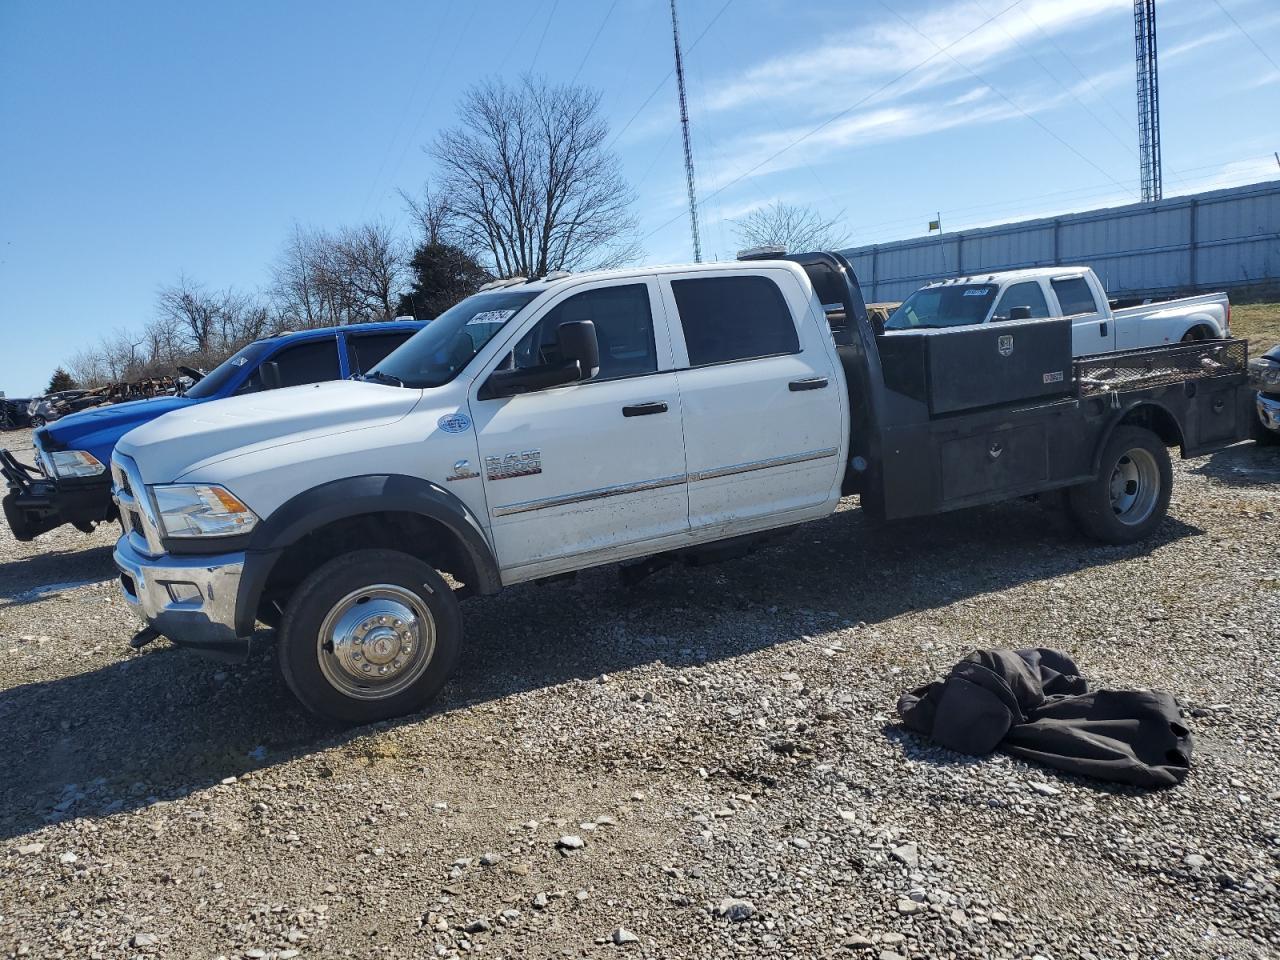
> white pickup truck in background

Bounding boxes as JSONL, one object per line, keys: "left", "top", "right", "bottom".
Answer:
{"left": 885, "top": 266, "right": 1230, "bottom": 356}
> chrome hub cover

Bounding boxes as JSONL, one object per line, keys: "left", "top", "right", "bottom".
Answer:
{"left": 318, "top": 586, "right": 435, "bottom": 701}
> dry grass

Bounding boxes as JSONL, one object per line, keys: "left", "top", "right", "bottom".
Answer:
{"left": 1231, "top": 301, "right": 1280, "bottom": 351}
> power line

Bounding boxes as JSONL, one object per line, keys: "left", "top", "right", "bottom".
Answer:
{"left": 369, "top": 4, "right": 482, "bottom": 213}
{"left": 571, "top": 0, "right": 622, "bottom": 83}
{"left": 968, "top": 0, "right": 1139, "bottom": 158}
{"left": 878, "top": 1, "right": 1138, "bottom": 199}
{"left": 1208, "top": 0, "right": 1280, "bottom": 72}
{"left": 643, "top": 0, "right": 1035, "bottom": 241}
{"left": 528, "top": 0, "right": 562, "bottom": 72}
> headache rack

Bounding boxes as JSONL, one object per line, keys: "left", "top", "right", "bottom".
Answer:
{"left": 1074, "top": 338, "right": 1248, "bottom": 398}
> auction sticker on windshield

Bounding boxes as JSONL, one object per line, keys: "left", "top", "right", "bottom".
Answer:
{"left": 467, "top": 310, "right": 516, "bottom": 326}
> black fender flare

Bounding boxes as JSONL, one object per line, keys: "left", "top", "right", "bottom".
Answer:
{"left": 1091, "top": 398, "right": 1186, "bottom": 474}
{"left": 234, "top": 474, "right": 500, "bottom": 635}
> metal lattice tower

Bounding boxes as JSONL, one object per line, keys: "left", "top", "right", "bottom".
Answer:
{"left": 1134, "top": 0, "right": 1162, "bottom": 202}
{"left": 669, "top": 0, "right": 702, "bottom": 262}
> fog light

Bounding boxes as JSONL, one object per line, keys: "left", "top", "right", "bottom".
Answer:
{"left": 164, "top": 581, "right": 202, "bottom": 604}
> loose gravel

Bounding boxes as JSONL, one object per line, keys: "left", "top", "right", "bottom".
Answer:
{"left": 1, "top": 426, "right": 1277, "bottom": 959}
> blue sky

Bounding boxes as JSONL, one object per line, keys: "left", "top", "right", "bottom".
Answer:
{"left": 1, "top": 0, "right": 1277, "bottom": 395}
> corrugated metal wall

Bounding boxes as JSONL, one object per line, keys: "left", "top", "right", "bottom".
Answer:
{"left": 843, "top": 179, "right": 1280, "bottom": 303}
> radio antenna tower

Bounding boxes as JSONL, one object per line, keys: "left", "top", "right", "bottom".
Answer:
{"left": 669, "top": 0, "right": 702, "bottom": 262}
{"left": 1134, "top": 0, "right": 1162, "bottom": 202}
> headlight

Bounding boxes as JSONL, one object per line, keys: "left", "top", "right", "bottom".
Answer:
{"left": 1258, "top": 364, "right": 1280, "bottom": 387}
{"left": 152, "top": 484, "right": 259, "bottom": 538}
{"left": 49, "top": 450, "right": 106, "bottom": 478}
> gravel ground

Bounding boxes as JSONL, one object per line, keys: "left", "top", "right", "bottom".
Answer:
{"left": 1, "top": 425, "right": 1277, "bottom": 960}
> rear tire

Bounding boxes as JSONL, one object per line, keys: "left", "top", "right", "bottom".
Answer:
{"left": 277, "top": 549, "right": 461, "bottom": 724}
{"left": 1067, "top": 426, "right": 1172, "bottom": 544}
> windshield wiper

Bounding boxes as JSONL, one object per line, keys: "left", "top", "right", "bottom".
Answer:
{"left": 361, "top": 370, "right": 404, "bottom": 387}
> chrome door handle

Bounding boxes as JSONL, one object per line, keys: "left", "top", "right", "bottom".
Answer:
{"left": 789, "top": 377, "right": 829, "bottom": 392}
{"left": 622, "top": 401, "right": 668, "bottom": 417}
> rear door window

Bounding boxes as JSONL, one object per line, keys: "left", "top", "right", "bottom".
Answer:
{"left": 992, "top": 282, "right": 1051, "bottom": 321}
{"left": 349, "top": 330, "right": 415, "bottom": 375}
{"left": 671, "top": 275, "right": 799, "bottom": 366}
{"left": 1051, "top": 277, "right": 1099, "bottom": 316}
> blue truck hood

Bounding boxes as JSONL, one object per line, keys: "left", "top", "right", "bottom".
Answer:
{"left": 39, "top": 395, "right": 199, "bottom": 461}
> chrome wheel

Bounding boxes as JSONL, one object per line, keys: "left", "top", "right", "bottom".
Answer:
{"left": 1108, "top": 447, "right": 1160, "bottom": 525}
{"left": 316, "top": 584, "right": 435, "bottom": 701}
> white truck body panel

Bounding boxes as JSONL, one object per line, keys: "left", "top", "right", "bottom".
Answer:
{"left": 118, "top": 260, "right": 849, "bottom": 587}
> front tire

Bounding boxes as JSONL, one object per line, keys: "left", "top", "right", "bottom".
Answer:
{"left": 1251, "top": 406, "right": 1280, "bottom": 446}
{"left": 1067, "top": 426, "right": 1172, "bottom": 544}
{"left": 277, "top": 549, "right": 461, "bottom": 724}
{"left": 30, "top": 415, "right": 46, "bottom": 427}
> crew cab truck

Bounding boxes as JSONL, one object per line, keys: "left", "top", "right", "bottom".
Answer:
{"left": 109, "top": 254, "right": 1251, "bottom": 724}
{"left": 1, "top": 321, "right": 422, "bottom": 541}
{"left": 885, "top": 266, "right": 1230, "bottom": 357}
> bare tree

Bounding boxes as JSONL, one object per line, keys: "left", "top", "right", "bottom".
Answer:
{"left": 157, "top": 276, "right": 222, "bottom": 355}
{"left": 733, "top": 201, "right": 848, "bottom": 254}
{"left": 272, "top": 226, "right": 342, "bottom": 328}
{"left": 272, "top": 222, "right": 406, "bottom": 326}
{"left": 400, "top": 184, "right": 454, "bottom": 247}
{"left": 335, "top": 222, "right": 405, "bottom": 320}
{"left": 432, "top": 76, "right": 640, "bottom": 277}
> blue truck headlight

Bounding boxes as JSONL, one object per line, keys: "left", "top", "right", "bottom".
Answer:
{"left": 49, "top": 450, "right": 107, "bottom": 479}
{"left": 152, "top": 484, "right": 259, "bottom": 538}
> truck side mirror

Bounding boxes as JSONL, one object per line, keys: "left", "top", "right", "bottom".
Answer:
{"left": 556, "top": 320, "right": 600, "bottom": 379}
{"left": 260, "top": 361, "right": 283, "bottom": 390}
{"left": 1008, "top": 306, "right": 1033, "bottom": 321}
{"left": 478, "top": 321, "right": 601, "bottom": 401}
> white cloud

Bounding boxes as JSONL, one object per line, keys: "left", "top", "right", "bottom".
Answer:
{"left": 703, "top": 0, "right": 1131, "bottom": 114}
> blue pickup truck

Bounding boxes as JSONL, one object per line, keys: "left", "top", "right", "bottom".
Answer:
{"left": 1, "top": 320, "right": 423, "bottom": 541}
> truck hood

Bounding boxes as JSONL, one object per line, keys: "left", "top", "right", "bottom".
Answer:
{"left": 115, "top": 381, "right": 422, "bottom": 484}
{"left": 39, "top": 395, "right": 198, "bottom": 452}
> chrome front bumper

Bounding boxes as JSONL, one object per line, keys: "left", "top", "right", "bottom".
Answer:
{"left": 113, "top": 534, "right": 249, "bottom": 658}
{"left": 1257, "top": 393, "right": 1280, "bottom": 434}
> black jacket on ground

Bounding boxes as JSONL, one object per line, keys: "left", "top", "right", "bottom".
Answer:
{"left": 897, "top": 648, "right": 1192, "bottom": 789}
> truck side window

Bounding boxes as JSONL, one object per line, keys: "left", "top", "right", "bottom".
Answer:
{"left": 513, "top": 284, "right": 657, "bottom": 381}
{"left": 349, "top": 331, "right": 415, "bottom": 375}
{"left": 672, "top": 275, "right": 799, "bottom": 366}
{"left": 992, "top": 282, "right": 1051, "bottom": 322}
{"left": 1051, "top": 277, "right": 1099, "bottom": 317}
{"left": 238, "top": 339, "right": 341, "bottom": 394}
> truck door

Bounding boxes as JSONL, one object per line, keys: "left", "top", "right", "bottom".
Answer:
{"left": 469, "top": 278, "right": 690, "bottom": 580}
{"left": 661, "top": 267, "right": 845, "bottom": 532}
{"left": 1051, "top": 274, "right": 1114, "bottom": 356}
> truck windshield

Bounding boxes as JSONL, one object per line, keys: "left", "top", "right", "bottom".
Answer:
{"left": 184, "top": 341, "right": 273, "bottom": 399}
{"left": 885, "top": 285, "right": 998, "bottom": 330}
{"left": 370, "top": 290, "right": 541, "bottom": 388}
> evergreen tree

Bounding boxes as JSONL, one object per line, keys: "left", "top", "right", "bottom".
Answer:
{"left": 47, "top": 367, "right": 78, "bottom": 393}
{"left": 396, "top": 242, "right": 492, "bottom": 320}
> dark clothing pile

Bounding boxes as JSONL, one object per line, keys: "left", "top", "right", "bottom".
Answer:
{"left": 897, "top": 648, "right": 1192, "bottom": 789}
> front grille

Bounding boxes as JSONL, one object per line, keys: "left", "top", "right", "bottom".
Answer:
{"left": 111, "top": 454, "right": 163, "bottom": 556}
